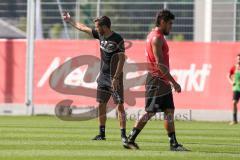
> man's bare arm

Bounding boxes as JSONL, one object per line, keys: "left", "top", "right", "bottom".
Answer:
{"left": 228, "top": 74, "right": 234, "bottom": 85}
{"left": 152, "top": 36, "right": 181, "bottom": 92}
{"left": 111, "top": 52, "right": 125, "bottom": 91}
{"left": 63, "top": 11, "right": 93, "bottom": 37}
{"left": 113, "top": 53, "right": 125, "bottom": 79}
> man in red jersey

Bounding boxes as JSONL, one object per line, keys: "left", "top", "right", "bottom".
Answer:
{"left": 228, "top": 54, "right": 240, "bottom": 125}
{"left": 126, "top": 10, "right": 189, "bottom": 151}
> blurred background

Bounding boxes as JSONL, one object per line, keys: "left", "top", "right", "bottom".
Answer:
{"left": 1, "top": 0, "right": 240, "bottom": 41}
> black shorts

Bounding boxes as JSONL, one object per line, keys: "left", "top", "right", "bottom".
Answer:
{"left": 233, "top": 91, "right": 240, "bottom": 101}
{"left": 96, "top": 76, "right": 124, "bottom": 104}
{"left": 145, "top": 73, "right": 175, "bottom": 113}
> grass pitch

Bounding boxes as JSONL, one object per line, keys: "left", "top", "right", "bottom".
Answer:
{"left": 0, "top": 116, "right": 239, "bottom": 160}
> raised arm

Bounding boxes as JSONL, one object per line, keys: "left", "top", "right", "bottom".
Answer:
{"left": 63, "top": 11, "right": 93, "bottom": 37}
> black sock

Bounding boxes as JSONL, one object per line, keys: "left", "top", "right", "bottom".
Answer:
{"left": 121, "top": 128, "right": 126, "bottom": 137}
{"left": 168, "top": 132, "right": 178, "bottom": 145}
{"left": 128, "top": 127, "right": 141, "bottom": 142}
{"left": 99, "top": 125, "right": 105, "bottom": 137}
{"left": 233, "top": 113, "right": 237, "bottom": 122}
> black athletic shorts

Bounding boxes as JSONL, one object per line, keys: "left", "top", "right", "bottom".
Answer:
{"left": 145, "top": 73, "right": 175, "bottom": 112}
{"left": 233, "top": 91, "right": 240, "bottom": 101}
{"left": 96, "top": 75, "right": 124, "bottom": 104}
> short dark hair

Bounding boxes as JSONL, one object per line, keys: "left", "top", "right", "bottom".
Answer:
{"left": 155, "top": 10, "right": 175, "bottom": 27}
{"left": 94, "top": 16, "right": 111, "bottom": 28}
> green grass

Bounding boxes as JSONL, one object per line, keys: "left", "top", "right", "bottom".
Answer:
{"left": 0, "top": 116, "right": 239, "bottom": 160}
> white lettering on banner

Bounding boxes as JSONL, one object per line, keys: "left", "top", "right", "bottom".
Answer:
{"left": 171, "top": 64, "right": 212, "bottom": 92}
{"left": 125, "top": 59, "right": 147, "bottom": 90}
{"left": 37, "top": 58, "right": 211, "bottom": 92}
{"left": 64, "top": 66, "right": 97, "bottom": 88}
{"left": 37, "top": 57, "right": 97, "bottom": 88}
{"left": 37, "top": 57, "right": 60, "bottom": 88}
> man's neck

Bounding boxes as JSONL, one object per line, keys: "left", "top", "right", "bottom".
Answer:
{"left": 155, "top": 27, "right": 163, "bottom": 34}
{"left": 103, "top": 30, "right": 113, "bottom": 38}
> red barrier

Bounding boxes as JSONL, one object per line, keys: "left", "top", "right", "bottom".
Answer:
{"left": 0, "top": 40, "right": 26, "bottom": 103}
{"left": 0, "top": 39, "right": 239, "bottom": 110}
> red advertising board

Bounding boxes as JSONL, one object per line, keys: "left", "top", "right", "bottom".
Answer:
{"left": 0, "top": 40, "right": 26, "bottom": 103}
{"left": 0, "top": 39, "right": 239, "bottom": 110}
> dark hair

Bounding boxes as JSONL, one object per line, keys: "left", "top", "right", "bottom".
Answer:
{"left": 155, "top": 10, "right": 175, "bottom": 27}
{"left": 237, "top": 54, "right": 240, "bottom": 57}
{"left": 94, "top": 16, "right": 111, "bottom": 28}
